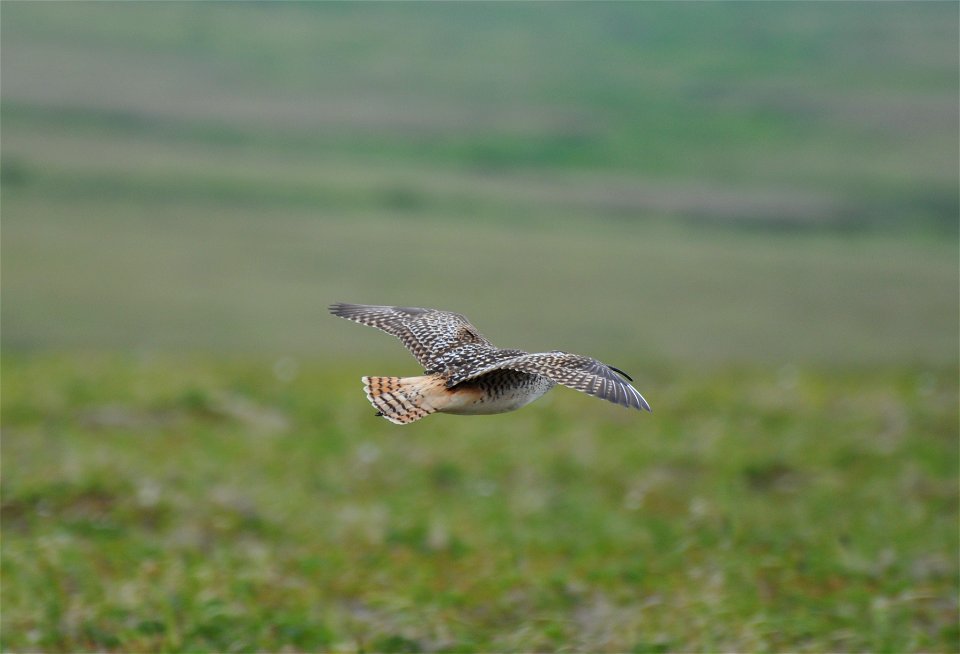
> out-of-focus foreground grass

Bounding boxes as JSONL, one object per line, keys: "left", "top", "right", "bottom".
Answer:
{"left": 2, "top": 356, "right": 957, "bottom": 652}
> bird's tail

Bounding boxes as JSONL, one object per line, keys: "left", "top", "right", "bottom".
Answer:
{"left": 361, "top": 375, "right": 449, "bottom": 425}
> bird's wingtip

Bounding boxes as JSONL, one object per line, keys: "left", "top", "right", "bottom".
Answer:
{"left": 329, "top": 302, "right": 354, "bottom": 316}
{"left": 631, "top": 386, "right": 652, "bottom": 413}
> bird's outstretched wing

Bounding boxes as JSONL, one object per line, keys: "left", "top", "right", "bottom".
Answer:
{"left": 453, "top": 351, "right": 652, "bottom": 412}
{"left": 329, "top": 302, "right": 496, "bottom": 371}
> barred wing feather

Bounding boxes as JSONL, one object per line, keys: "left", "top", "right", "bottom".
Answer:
{"left": 457, "top": 351, "right": 652, "bottom": 412}
{"left": 329, "top": 303, "right": 495, "bottom": 370}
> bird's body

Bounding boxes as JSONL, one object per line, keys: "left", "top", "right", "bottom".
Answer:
{"left": 439, "top": 370, "right": 556, "bottom": 415}
{"left": 330, "top": 303, "right": 650, "bottom": 424}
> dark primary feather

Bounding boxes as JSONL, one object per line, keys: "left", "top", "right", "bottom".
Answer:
{"left": 607, "top": 365, "right": 634, "bottom": 382}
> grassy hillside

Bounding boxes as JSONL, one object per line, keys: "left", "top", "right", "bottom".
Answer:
{"left": 3, "top": 356, "right": 957, "bottom": 652}
{"left": 3, "top": 3, "right": 956, "bottom": 193}
{"left": 3, "top": 2, "right": 958, "bottom": 229}
{"left": 3, "top": 2, "right": 958, "bottom": 363}
{"left": 2, "top": 2, "right": 958, "bottom": 363}
{"left": 3, "top": 185, "right": 958, "bottom": 365}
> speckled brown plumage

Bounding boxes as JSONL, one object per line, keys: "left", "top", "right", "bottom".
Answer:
{"left": 330, "top": 302, "right": 651, "bottom": 423}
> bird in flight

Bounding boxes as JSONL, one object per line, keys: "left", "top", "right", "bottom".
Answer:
{"left": 330, "top": 303, "right": 651, "bottom": 424}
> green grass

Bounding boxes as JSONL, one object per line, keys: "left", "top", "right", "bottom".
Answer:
{"left": 3, "top": 183, "right": 958, "bottom": 364}
{"left": 2, "top": 5, "right": 958, "bottom": 651}
{"left": 2, "top": 2, "right": 958, "bottom": 365}
{"left": 2, "top": 2, "right": 958, "bottom": 229}
{"left": 2, "top": 3, "right": 957, "bottom": 364}
{"left": 2, "top": 355, "right": 957, "bottom": 652}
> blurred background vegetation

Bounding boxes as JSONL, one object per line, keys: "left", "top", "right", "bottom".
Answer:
{"left": 2, "top": 2, "right": 958, "bottom": 652}
{"left": 2, "top": 1, "right": 957, "bottom": 363}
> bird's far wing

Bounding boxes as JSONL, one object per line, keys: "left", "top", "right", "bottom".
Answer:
{"left": 457, "top": 351, "right": 652, "bottom": 412}
{"left": 329, "top": 303, "right": 494, "bottom": 370}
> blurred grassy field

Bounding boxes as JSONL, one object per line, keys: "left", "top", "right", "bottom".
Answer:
{"left": 2, "top": 2, "right": 958, "bottom": 364}
{"left": 3, "top": 355, "right": 957, "bottom": 652}
{"left": 2, "top": 3, "right": 959, "bottom": 652}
